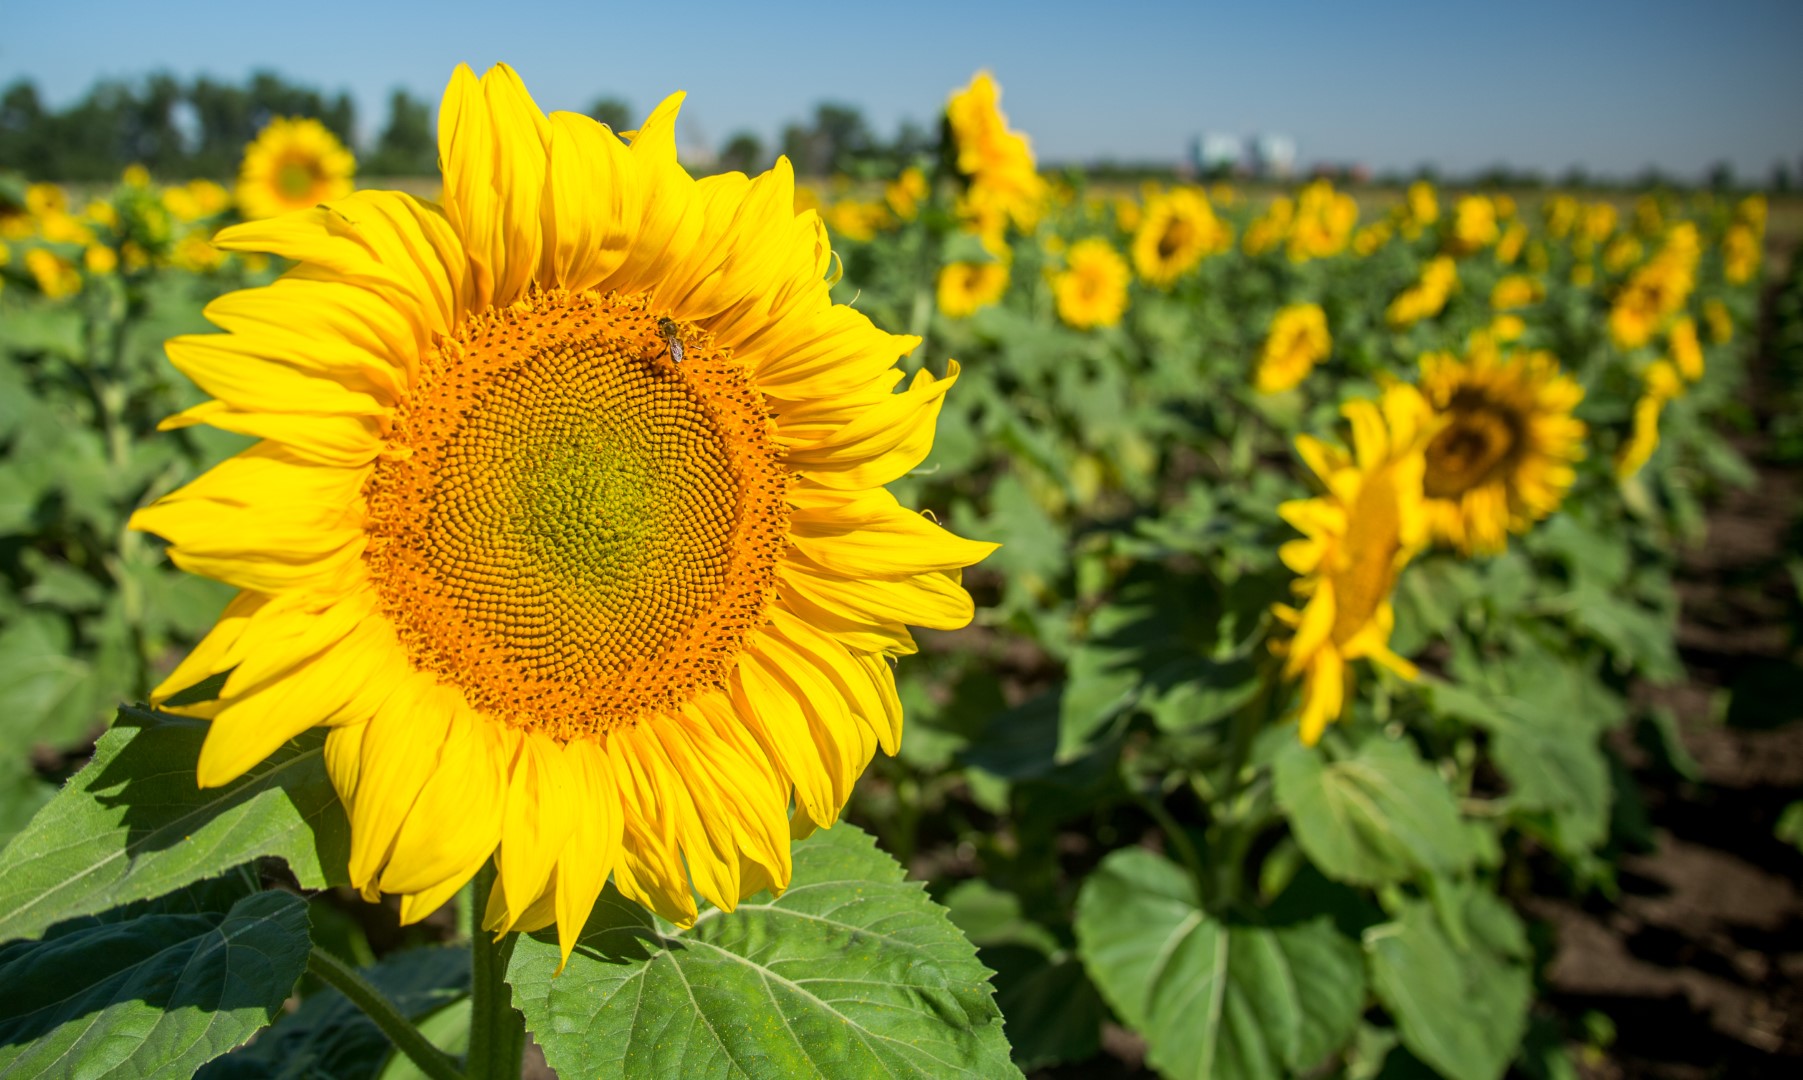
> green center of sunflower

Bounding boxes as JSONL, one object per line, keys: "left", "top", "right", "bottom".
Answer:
{"left": 1423, "top": 395, "right": 1520, "bottom": 499}
{"left": 277, "top": 159, "right": 317, "bottom": 200}
{"left": 363, "top": 289, "right": 789, "bottom": 739}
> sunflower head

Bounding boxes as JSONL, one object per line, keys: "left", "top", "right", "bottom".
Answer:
{"left": 235, "top": 117, "right": 356, "bottom": 221}
{"left": 131, "top": 63, "right": 995, "bottom": 967}
{"left": 937, "top": 256, "right": 1011, "bottom": 318}
{"left": 1255, "top": 302, "right": 1330, "bottom": 394}
{"left": 1053, "top": 237, "right": 1130, "bottom": 329}
{"left": 1274, "top": 383, "right": 1438, "bottom": 744}
{"left": 1131, "top": 187, "right": 1222, "bottom": 286}
{"left": 1417, "top": 343, "right": 1586, "bottom": 556}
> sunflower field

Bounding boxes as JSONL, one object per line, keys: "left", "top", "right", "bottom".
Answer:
{"left": 0, "top": 66, "right": 1795, "bottom": 1080}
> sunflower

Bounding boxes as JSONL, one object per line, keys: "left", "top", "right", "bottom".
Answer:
{"left": 131, "top": 64, "right": 995, "bottom": 966}
{"left": 236, "top": 117, "right": 356, "bottom": 221}
{"left": 1667, "top": 315, "right": 1704, "bottom": 383}
{"left": 1415, "top": 344, "right": 1586, "bottom": 556}
{"left": 945, "top": 71, "right": 1044, "bottom": 234}
{"left": 1131, "top": 187, "right": 1222, "bottom": 286}
{"left": 1274, "top": 384, "right": 1437, "bottom": 745}
{"left": 1615, "top": 360, "right": 1683, "bottom": 481}
{"left": 1447, "top": 195, "right": 1498, "bottom": 253}
{"left": 1386, "top": 255, "right": 1457, "bottom": 328}
{"left": 1053, "top": 238, "right": 1130, "bottom": 329}
{"left": 937, "top": 257, "right": 1010, "bottom": 318}
{"left": 1254, "top": 302, "right": 1330, "bottom": 393}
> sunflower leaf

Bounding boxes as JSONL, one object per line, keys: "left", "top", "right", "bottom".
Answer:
{"left": 508, "top": 822, "right": 1019, "bottom": 1079}
{"left": 0, "top": 705, "right": 349, "bottom": 944}
{"left": 0, "top": 883, "right": 311, "bottom": 1079}
{"left": 1272, "top": 734, "right": 1472, "bottom": 887}
{"left": 197, "top": 944, "right": 469, "bottom": 1080}
{"left": 1072, "top": 847, "right": 1367, "bottom": 1080}
{"left": 1365, "top": 891, "right": 1532, "bottom": 1080}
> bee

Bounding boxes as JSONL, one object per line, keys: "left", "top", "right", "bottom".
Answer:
{"left": 657, "top": 316, "right": 685, "bottom": 365}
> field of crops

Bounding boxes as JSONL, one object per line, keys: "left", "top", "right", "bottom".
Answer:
{"left": 0, "top": 67, "right": 1798, "bottom": 1080}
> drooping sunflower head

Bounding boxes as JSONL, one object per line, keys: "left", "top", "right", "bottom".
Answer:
{"left": 1416, "top": 344, "right": 1586, "bottom": 556}
{"left": 1255, "top": 302, "right": 1330, "bottom": 394}
{"left": 1274, "top": 383, "right": 1438, "bottom": 744}
{"left": 235, "top": 117, "right": 356, "bottom": 221}
{"left": 1131, "top": 187, "right": 1221, "bottom": 286}
{"left": 131, "top": 64, "right": 996, "bottom": 966}
{"left": 1052, "top": 237, "right": 1130, "bottom": 329}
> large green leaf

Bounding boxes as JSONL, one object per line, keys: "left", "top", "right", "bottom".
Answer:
{"left": 1073, "top": 848, "right": 1366, "bottom": 1080}
{"left": 508, "top": 823, "right": 1018, "bottom": 1079}
{"left": 1272, "top": 736, "right": 1471, "bottom": 887}
{"left": 1365, "top": 891, "right": 1531, "bottom": 1080}
{"left": 0, "top": 883, "right": 310, "bottom": 1079}
{"left": 198, "top": 945, "right": 468, "bottom": 1080}
{"left": 0, "top": 706, "right": 349, "bottom": 944}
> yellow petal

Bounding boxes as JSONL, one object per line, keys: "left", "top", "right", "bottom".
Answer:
{"left": 541, "top": 110, "right": 642, "bottom": 292}
{"left": 782, "top": 363, "right": 961, "bottom": 489}
{"left": 789, "top": 485, "right": 999, "bottom": 577}
{"left": 438, "top": 63, "right": 549, "bottom": 309}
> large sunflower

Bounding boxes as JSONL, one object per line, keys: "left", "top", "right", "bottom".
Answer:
{"left": 1274, "top": 384, "right": 1437, "bottom": 745}
{"left": 131, "top": 64, "right": 995, "bottom": 966}
{"left": 1416, "top": 344, "right": 1586, "bottom": 556}
{"left": 236, "top": 117, "right": 356, "bottom": 221}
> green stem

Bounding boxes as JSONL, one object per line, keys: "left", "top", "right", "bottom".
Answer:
{"left": 467, "top": 862, "right": 524, "bottom": 1080}
{"left": 1206, "top": 664, "right": 1280, "bottom": 912}
{"left": 306, "top": 947, "right": 464, "bottom": 1080}
{"left": 1136, "top": 785, "right": 1207, "bottom": 901}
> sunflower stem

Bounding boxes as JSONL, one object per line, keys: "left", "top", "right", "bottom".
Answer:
{"left": 1204, "top": 662, "right": 1279, "bottom": 913}
{"left": 306, "top": 946, "right": 465, "bottom": 1080}
{"left": 467, "top": 862, "right": 525, "bottom": 1080}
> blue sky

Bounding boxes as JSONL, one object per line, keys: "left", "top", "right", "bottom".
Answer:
{"left": 7, "top": 0, "right": 1801, "bottom": 180}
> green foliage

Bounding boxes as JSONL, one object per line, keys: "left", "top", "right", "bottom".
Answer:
{"left": 1365, "top": 890, "right": 1533, "bottom": 1080}
{"left": 509, "top": 823, "right": 1018, "bottom": 1079}
{"left": 1272, "top": 736, "right": 1472, "bottom": 887}
{"left": 1074, "top": 848, "right": 1366, "bottom": 1080}
{"left": 0, "top": 876, "right": 310, "bottom": 1079}
{"left": 0, "top": 707, "right": 348, "bottom": 944}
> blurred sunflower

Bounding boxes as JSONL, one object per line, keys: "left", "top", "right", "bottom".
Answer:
{"left": 1274, "top": 384, "right": 1437, "bottom": 745}
{"left": 937, "top": 257, "right": 1010, "bottom": 318}
{"left": 236, "top": 117, "right": 356, "bottom": 221}
{"left": 945, "top": 71, "right": 1044, "bottom": 235}
{"left": 1447, "top": 195, "right": 1498, "bottom": 253}
{"left": 1416, "top": 344, "right": 1586, "bottom": 556}
{"left": 1667, "top": 315, "right": 1704, "bottom": 383}
{"left": 1052, "top": 238, "right": 1130, "bottom": 329}
{"left": 1131, "top": 187, "right": 1221, "bottom": 286}
{"left": 1615, "top": 359, "right": 1684, "bottom": 481}
{"left": 131, "top": 64, "right": 995, "bottom": 967}
{"left": 1386, "top": 255, "right": 1457, "bottom": 328}
{"left": 1254, "top": 302, "right": 1330, "bottom": 393}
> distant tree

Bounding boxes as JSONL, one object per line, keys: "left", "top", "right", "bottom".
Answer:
{"left": 367, "top": 89, "right": 436, "bottom": 176}
{"left": 716, "top": 131, "right": 766, "bottom": 174}
{"left": 781, "top": 102, "right": 872, "bottom": 177}
{"left": 588, "top": 96, "right": 634, "bottom": 134}
{"left": 1773, "top": 162, "right": 1795, "bottom": 194}
{"left": 0, "top": 81, "right": 49, "bottom": 175}
{"left": 1706, "top": 160, "right": 1737, "bottom": 192}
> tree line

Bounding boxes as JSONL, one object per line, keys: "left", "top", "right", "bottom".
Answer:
{"left": 0, "top": 71, "right": 932, "bottom": 183}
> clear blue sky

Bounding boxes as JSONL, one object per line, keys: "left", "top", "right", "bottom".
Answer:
{"left": 7, "top": 0, "right": 1801, "bottom": 181}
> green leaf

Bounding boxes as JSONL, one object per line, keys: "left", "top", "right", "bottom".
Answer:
{"left": 0, "top": 706, "right": 349, "bottom": 944}
{"left": 1073, "top": 848, "right": 1366, "bottom": 1080}
{"left": 509, "top": 823, "right": 1018, "bottom": 1079}
{"left": 199, "top": 946, "right": 468, "bottom": 1080}
{"left": 0, "top": 885, "right": 311, "bottom": 1079}
{"left": 0, "top": 612, "right": 98, "bottom": 751}
{"left": 1364, "top": 893, "right": 1531, "bottom": 1080}
{"left": 1272, "top": 736, "right": 1471, "bottom": 887}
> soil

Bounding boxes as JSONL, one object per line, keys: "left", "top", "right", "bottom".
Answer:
{"left": 1529, "top": 271, "right": 1803, "bottom": 1078}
